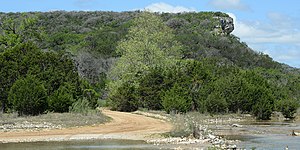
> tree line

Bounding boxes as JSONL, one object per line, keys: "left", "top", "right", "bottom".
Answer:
{"left": 108, "top": 12, "right": 299, "bottom": 120}
{"left": 0, "top": 11, "right": 299, "bottom": 119}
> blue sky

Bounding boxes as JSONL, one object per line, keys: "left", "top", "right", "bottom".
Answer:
{"left": 1, "top": 0, "right": 300, "bottom": 68}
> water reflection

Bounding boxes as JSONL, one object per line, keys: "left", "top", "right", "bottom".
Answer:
{"left": 0, "top": 139, "right": 162, "bottom": 150}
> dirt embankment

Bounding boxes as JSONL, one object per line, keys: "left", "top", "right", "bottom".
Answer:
{"left": 0, "top": 109, "right": 172, "bottom": 143}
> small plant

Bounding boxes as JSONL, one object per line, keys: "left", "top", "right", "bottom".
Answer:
{"left": 162, "top": 83, "right": 192, "bottom": 113}
{"left": 69, "top": 98, "right": 97, "bottom": 115}
{"left": 48, "top": 82, "right": 76, "bottom": 113}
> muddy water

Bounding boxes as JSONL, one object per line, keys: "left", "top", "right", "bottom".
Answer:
{"left": 216, "top": 121, "right": 300, "bottom": 150}
{"left": 0, "top": 139, "right": 166, "bottom": 150}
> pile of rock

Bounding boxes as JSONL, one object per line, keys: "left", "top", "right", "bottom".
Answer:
{"left": 207, "top": 133, "right": 237, "bottom": 149}
{"left": 147, "top": 126, "right": 239, "bottom": 149}
{"left": 147, "top": 137, "right": 210, "bottom": 145}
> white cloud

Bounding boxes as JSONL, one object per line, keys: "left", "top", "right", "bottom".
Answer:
{"left": 230, "top": 12, "right": 300, "bottom": 44}
{"left": 228, "top": 12, "right": 300, "bottom": 68}
{"left": 209, "top": 0, "right": 250, "bottom": 11}
{"left": 144, "top": 2, "right": 196, "bottom": 13}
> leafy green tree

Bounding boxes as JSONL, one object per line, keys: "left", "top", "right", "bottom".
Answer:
{"left": 47, "top": 82, "right": 76, "bottom": 113}
{"left": 108, "top": 12, "right": 182, "bottom": 92}
{"left": 0, "top": 14, "right": 43, "bottom": 52}
{"left": 205, "top": 92, "right": 227, "bottom": 114}
{"left": 0, "top": 42, "right": 85, "bottom": 114}
{"left": 251, "top": 87, "right": 275, "bottom": 120}
{"left": 162, "top": 83, "right": 192, "bottom": 113}
{"left": 83, "top": 26, "right": 125, "bottom": 57}
{"left": 109, "top": 82, "right": 138, "bottom": 112}
{"left": 82, "top": 88, "right": 100, "bottom": 108}
{"left": 138, "top": 67, "right": 165, "bottom": 110}
{"left": 108, "top": 12, "right": 183, "bottom": 111}
{"left": 0, "top": 42, "right": 39, "bottom": 112}
{"left": 277, "top": 99, "right": 299, "bottom": 119}
{"left": 8, "top": 75, "right": 47, "bottom": 116}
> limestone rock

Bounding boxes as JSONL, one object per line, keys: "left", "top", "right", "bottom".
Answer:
{"left": 213, "top": 16, "right": 234, "bottom": 35}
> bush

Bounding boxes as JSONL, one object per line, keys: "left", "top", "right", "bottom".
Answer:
{"left": 69, "top": 98, "right": 95, "bottom": 115}
{"left": 205, "top": 92, "right": 227, "bottom": 114}
{"left": 252, "top": 90, "right": 274, "bottom": 120}
{"left": 277, "top": 99, "right": 299, "bottom": 119}
{"left": 8, "top": 75, "right": 47, "bottom": 116}
{"left": 138, "top": 67, "right": 165, "bottom": 110}
{"left": 162, "top": 83, "right": 192, "bottom": 113}
{"left": 109, "top": 82, "right": 138, "bottom": 112}
{"left": 83, "top": 88, "right": 99, "bottom": 109}
{"left": 47, "top": 82, "right": 76, "bottom": 113}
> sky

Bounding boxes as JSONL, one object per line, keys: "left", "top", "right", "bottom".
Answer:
{"left": 1, "top": 0, "right": 300, "bottom": 68}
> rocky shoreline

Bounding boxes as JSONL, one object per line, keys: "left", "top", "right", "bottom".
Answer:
{"left": 147, "top": 125, "right": 239, "bottom": 150}
{"left": 0, "top": 121, "right": 62, "bottom": 132}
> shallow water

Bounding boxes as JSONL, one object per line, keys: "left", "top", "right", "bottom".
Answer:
{"left": 223, "top": 134, "right": 300, "bottom": 150}
{"left": 220, "top": 121, "right": 300, "bottom": 150}
{"left": 0, "top": 139, "right": 164, "bottom": 150}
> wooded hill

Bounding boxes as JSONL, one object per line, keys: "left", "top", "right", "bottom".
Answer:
{"left": 0, "top": 11, "right": 299, "bottom": 119}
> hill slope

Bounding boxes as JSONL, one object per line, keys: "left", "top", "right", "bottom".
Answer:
{"left": 0, "top": 11, "right": 299, "bottom": 119}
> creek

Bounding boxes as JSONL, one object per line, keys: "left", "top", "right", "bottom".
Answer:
{"left": 217, "top": 121, "right": 300, "bottom": 150}
{"left": 0, "top": 139, "right": 164, "bottom": 150}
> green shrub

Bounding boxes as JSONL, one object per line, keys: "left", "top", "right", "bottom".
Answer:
{"left": 47, "top": 82, "right": 76, "bottom": 113}
{"left": 83, "top": 88, "right": 99, "bottom": 108}
{"left": 69, "top": 98, "right": 95, "bottom": 115}
{"left": 205, "top": 92, "right": 227, "bottom": 114}
{"left": 162, "top": 83, "right": 192, "bottom": 113}
{"left": 109, "top": 82, "right": 138, "bottom": 112}
{"left": 138, "top": 67, "right": 165, "bottom": 110}
{"left": 8, "top": 75, "right": 47, "bottom": 116}
{"left": 277, "top": 99, "right": 299, "bottom": 119}
{"left": 252, "top": 91, "right": 274, "bottom": 120}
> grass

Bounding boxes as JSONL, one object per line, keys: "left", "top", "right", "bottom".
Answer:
{"left": 0, "top": 110, "right": 110, "bottom": 130}
{"left": 165, "top": 111, "right": 252, "bottom": 138}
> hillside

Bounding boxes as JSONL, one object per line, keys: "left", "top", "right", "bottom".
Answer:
{"left": 0, "top": 11, "right": 299, "bottom": 119}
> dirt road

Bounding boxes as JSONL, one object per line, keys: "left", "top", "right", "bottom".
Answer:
{"left": 0, "top": 109, "right": 172, "bottom": 143}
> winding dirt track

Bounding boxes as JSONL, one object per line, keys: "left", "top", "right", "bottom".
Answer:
{"left": 0, "top": 109, "right": 172, "bottom": 143}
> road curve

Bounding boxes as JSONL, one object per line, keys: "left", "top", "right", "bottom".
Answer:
{"left": 0, "top": 109, "right": 172, "bottom": 143}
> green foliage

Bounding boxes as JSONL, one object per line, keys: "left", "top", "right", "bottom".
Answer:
{"left": 109, "top": 12, "right": 181, "bottom": 88}
{"left": 251, "top": 87, "right": 275, "bottom": 120}
{"left": 0, "top": 42, "right": 42, "bottom": 112}
{"left": 46, "top": 32, "right": 83, "bottom": 52}
{"left": 109, "top": 82, "right": 138, "bottom": 112}
{"left": 137, "top": 67, "right": 165, "bottom": 110}
{"left": 0, "top": 11, "right": 299, "bottom": 120}
{"left": 0, "top": 14, "right": 44, "bottom": 52}
{"left": 277, "top": 99, "right": 299, "bottom": 119}
{"left": 0, "top": 42, "right": 93, "bottom": 114}
{"left": 205, "top": 92, "right": 227, "bottom": 114}
{"left": 82, "top": 88, "right": 100, "bottom": 108}
{"left": 108, "top": 12, "right": 182, "bottom": 111}
{"left": 47, "top": 82, "right": 76, "bottom": 113}
{"left": 69, "top": 98, "right": 95, "bottom": 115}
{"left": 83, "top": 26, "right": 127, "bottom": 57}
{"left": 162, "top": 83, "right": 192, "bottom": 113}
{"left": 8, "top": 75, "right": 47, "bottom": 116}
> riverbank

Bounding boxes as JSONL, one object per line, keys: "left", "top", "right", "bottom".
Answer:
{"left": 0, "top": 109, "right": 172, "bottom": 143}
{"left": 0, "top": 111, "right": 109, "bottom": 132}
{"left": 1, "top": 109, "right": 299, "bottom": 149}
